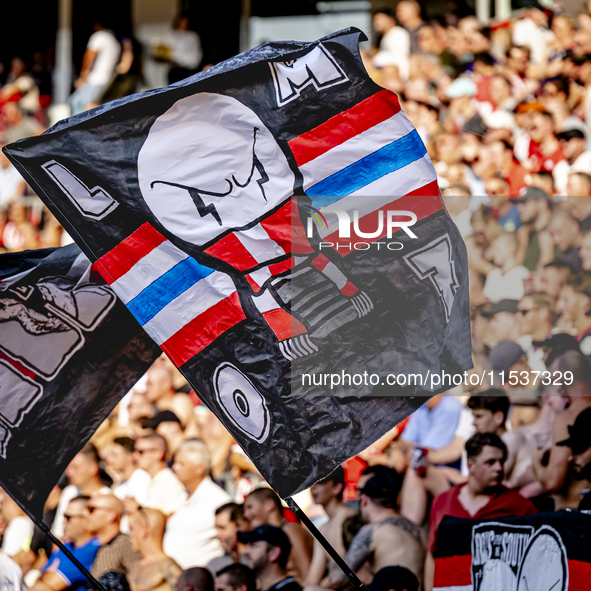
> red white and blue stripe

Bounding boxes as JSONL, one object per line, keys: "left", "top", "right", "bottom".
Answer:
{"left": 288, "top": 89, "right": 441, "bottom": 253}
{"left": 95, "top": 223, "right": 245, "bottom": 367}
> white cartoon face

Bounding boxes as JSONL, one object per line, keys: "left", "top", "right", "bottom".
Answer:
{"left": 137, "top": 92, "right": 296, "bottom": 247}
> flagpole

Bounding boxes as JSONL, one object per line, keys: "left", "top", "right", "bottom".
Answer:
{"left": 285, "top": 497, "right": 368, "bottom": 591}
{"left": 1, "top": 486, "right": 107, "bottom": 591}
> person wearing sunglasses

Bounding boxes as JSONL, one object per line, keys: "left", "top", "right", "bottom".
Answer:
{"left": 31, "top": 497, "right": 100, "bottom": 591}
{"left": 86, "top": 494, "right": 140, "bottom": 579}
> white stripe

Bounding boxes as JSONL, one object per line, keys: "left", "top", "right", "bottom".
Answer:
{"left": 247, "top": 266, "right": 272, "bottom": 290}
{"left": 316, "top": 154, "right": 437, "bottom": 238}
{"left": 142, "top": 271, "right": 236, "bottom": 344}
{"left": 252, "top": 290, "right": 281, "bottom": 314}
{"left": 321, "top": 261, "right": 347, "bottom": 290}
{"left": 299, "top": 111, "right": 415, "bottom": 190}
{"left": 236, "top": 223, "right": 286, "bottom": 264}
{"left": 112, "top": 241, "right": 188, "bottom": 303}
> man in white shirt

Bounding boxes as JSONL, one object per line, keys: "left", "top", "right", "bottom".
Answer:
{"left": 124, "top": 434, "right": 186, "bottom": 517}
{"left": 0, "top": 148, "right": 25, "bottom": 209}
{"left": 163, "top": 439, "right": 230, "bottom": 569}
{"left": 70, "top": 20, "right": 120, "bottom": 114}
{"left": 52, "top": 443, "right": 111, "bottom": 539}
{"left": 0, "top": 549, "right": 24, "bottom": 591}
{"left": 372, "top": 8, "right": 410, "bottom": 81}
{"left": 554, "top": 129, "right": 591, "bottom": 194}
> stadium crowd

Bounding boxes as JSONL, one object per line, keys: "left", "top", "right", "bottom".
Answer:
{"left": 3, "top": 1, "right": 591, "bottom": 591}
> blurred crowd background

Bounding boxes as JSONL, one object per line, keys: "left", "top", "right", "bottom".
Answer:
{"left": 3, "top": 1, "right": 591, "bottom": 591}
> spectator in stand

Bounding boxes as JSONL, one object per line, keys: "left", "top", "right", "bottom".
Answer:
{"left": 1, "top": 494, "right": 34, "bottom": 575}
{"left": 1, "top": 102, "right": 44, "bottom": 144}
{"left": 2, "top": 202, "right": 38, "bottom": 252}
{"left": 467, "top": 393, "right": 531, "bottom": 486}
{"left": 396, "top": 0, "right": 425, "bottom": 54}
{"left": 483, "top": 300, "right": 521, "bottom": 346}
{"left": 532, "top": 350, "right": 591, "bottom": 509}
{"left": 515, "top": 187, "right": 554, "bottom": 271}
{"left": 149, "top": 411, "right": 185, "bottom": 459}
{"left": 214, "top": 564, "right": 256, "bottom": 591}
{"left": 145, "top": 365, "right": 197, "bottom": 435}
{"left": 165, "top": 13, "right": 203, "bottom": 84}
{"left": 329, "top": 472, "right": 425, "bottom": 589}
{"left": 0, "top": 147, "right": 25, "bottom": 209}
{"left": 87, "top": 494, "right": 140, "bottom": 578}
{"left": 207, "top": 503, "right": 243, "bottom": 574}
{"left": 442, "top": 185, "right": 472, "bottom": 239}
{"left": 557, "top": 274, "right": 591, "bottom": 351}
{"left": 163, "top": 439, "right": 230, "bottom": 570}
{"left": 69, "top": 19, "right": 121, "bottom": 115}
{"left": 31, "top": 496, "right": 100, "bottom": 591}
{"left": 128, "top": 508, "right": 181, "bottom": 591}
{"left": 127, "top": 392, "right": 155, "bottom": 429}
{"left": 524, "top": 111, "right": 565, "bottom": 175}
{"left": 372, "top": 8, "right": 410, "bottom": 80}
{"left": 517, "top": 292, "right": 555, "bottom": 370}
{"left": 177, "top": 568, "right": 214, "bottom": 591}
{"left": 488, "top": 180, "right": 521, "bottom": 233}
{"left": 556, "top": 407, "right": 591, "bottom": 510}
{"left": 304, "top": 467, "right": 355, "bottom": 586}
{"left": 581, "top": 230, "right": 591, "bottom": 272}
{"left": 566, "top": 173, "right": 591, "bottom": 233}
{"left": 104, "top": 437, "right": 150, "bottom": 503}
{"left": 483, "top": 232, "right": 530, "bottom": 303}
{"left": 425, "top": 433, "right": 536, "bottom": 590}
{"left": 547, "top": 208, "right": 584, "bottom": 273}
{"left": 53, "top": 443, "right": 111, "bottom": 539}
{"left": 539, "top": 261, "right": 572, "bottom": 300}
{"left": 239, "top": 525, "right": 301, "bottom": 591}
{"left": 125, "top": 434, "right": 186, "bottom": 517}
{"left": 243, "top": 489, "right": 312, "bottom": 583}
{"left": 0, "top": 549, "right": 24, "bottom": 591}
{"left": 555, "top": 129, "right": 591, "bottom": 193}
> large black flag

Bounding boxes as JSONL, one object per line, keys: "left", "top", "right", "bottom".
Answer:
{"left": 4, "top": 28, "right": 472, "bottom": 497}
{"left": 0, "top": 245, "right": 160, "bottom": 516}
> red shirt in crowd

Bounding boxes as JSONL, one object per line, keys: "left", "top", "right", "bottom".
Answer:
{"left": 506, "top": 160, "right": 528, "bottom": 197}
{"left": 527, "top": 141, "right": 565, "bottom": 173}
{"left": 428, "top": 483, "right": 537, "bottom": 551}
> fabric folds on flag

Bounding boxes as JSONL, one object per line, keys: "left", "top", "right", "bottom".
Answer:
{"left": 4, "top": 28, "right": 472, "bottom": 497}
{"left": 0, "top": 245, "right": 160, "bottom": 516}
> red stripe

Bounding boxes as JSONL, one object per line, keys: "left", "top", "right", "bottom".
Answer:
{"left": 341, "top": 280, "right": 358, "bottom": 296}
{"left": 269, "top": 258, "right": 293, "bottom": 276}
{"left": 260, "top": 200, "right": 315, "bottom": 257}
{"left": 288, "top": 90, "right": 401, "bottom": 167}
{"left": 324, "top": 184, "right": 443, "bottom": 256}
{"left": 262, "top": 308, "right": 307, "bottom": 341}
{"left": 96, "top": 223, "right": 166, "bottom": 284}
{"left": 433, "top": 555, "right": 472, "bottom": 587}
{"left": 204, "top": 233, "right": 260, "bottom": 272}
{"left": 311, "top": 253, "right": 330, "bottom": 272}
{"left": 568, "top": 559, "right": 591, "bottom": 591}
{"left": 162, "top": 292, "right": 245, "bottom": 367}
{"left": 0, "top": 350, "right": 36, "bottom": 380}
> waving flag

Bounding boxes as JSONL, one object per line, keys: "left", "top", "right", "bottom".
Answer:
{"left": 4, "top": 28, "right": 472, "bottom": 497}
{"left": 433, "top": 512, "right": 591, "bottom": 591}
{"left": 0, "top": 245, "right": 160, "bottom": 516}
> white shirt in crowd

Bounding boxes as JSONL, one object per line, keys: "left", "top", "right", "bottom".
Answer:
{"left": 112, "top": 468, "right": 151, "bottom": 503}
{"left": 2, "top": 516, "right": 33, "bottom": 558}
{"left": 163, "top": 476, "right": 230, "bottom": 569}
{"left": 512, "top": 17, "right": 554, "bottom": 64}
{"left": 554, "top": 151, "right": 591, "bottom": 194}
{"left": 0, "top": 550, "right": 24, "bottom": 591}
{"left": 143, "top": 467, "right": 187, "bottom": 516}
{"left": 373, "top": 26, "right": 410, "bottom": 80}
{"left": 0, "top": 163, "right": 24, "bottom": 209}
{"left": 86, "top": 30, "right": 121, "bottom": 87}
{"left": 483, "top": 265, "right": 530, "bottom": 303}
{"left": 166, "top": 29, "right": 202, "bottom": 70}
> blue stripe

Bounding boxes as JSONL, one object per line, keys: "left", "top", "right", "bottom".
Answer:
{"left": 307, "top": 129, "right": 427, "bottom": 208}
{"left": 127, "top": 257, "right": 214, "bottom": 324}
